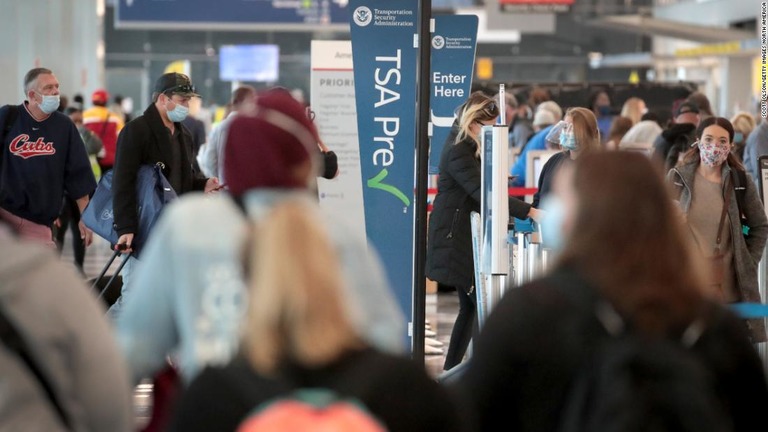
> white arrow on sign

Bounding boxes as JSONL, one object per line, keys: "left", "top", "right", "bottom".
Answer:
{"left": 430, "top": 110, "right": 455, "bottom": 128}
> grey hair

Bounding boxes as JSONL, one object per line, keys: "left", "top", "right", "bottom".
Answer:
{"left": 23, "top": 68, "right": 53, "bottom": 95}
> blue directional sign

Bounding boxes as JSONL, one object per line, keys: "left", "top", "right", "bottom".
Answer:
{"left": 116, "top": 0, "right": 350, "bottom": 29}
{"left": 349, "top": 0, "right": 419, "bottom": 336}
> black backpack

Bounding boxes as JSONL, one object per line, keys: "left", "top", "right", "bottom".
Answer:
{"left": 558, "top": 303, "right": 732, "bottom": 432}
{"left": 0, "top": 105, "right": 19, "bottom": 201}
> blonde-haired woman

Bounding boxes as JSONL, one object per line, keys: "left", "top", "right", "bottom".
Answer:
{"left": 730, "top": 111, "right": 756, "bottom": 161}
{"left": 171, "top": 202, "right": 466, "bottom": 432}
{"left": 533, "top": 107, "right": 601, "bottom": 208}
{"left": 427, "top": 92, "right": 540, "bottom": 370}
{"left": 620, "top": 96, "right": 647, "bottom": 125}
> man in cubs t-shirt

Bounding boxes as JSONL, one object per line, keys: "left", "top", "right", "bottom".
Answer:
{"left": 0, "top": 67, "right": 96, "bottom": 247}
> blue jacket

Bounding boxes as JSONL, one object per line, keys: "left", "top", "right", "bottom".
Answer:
{"left": 117, "top": 190, "right": 406, "bottom": 384}
{"left": 510, "top": 125, "right": 553, "bottom": 187}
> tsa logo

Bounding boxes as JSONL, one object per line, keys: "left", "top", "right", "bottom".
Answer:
{"left": 353, "top": 6, "right": 372, "bottom": 26}
{"left": 100, "top": 209, "right": 113, "bottom": 221}
{"left": 432, "top": 35, "right": 445, "bottom": 50}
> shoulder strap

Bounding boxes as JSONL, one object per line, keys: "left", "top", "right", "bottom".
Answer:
{"left": 0, "top": 304, "right": 72, "bottom": 429}
{"left": 671, "top": 169, "right": 685, "bottom": 200}
{"left": 0, "top": 106, "right": 19, "bottom": 196}
{"left": 715, "top": 182, "right": 732, "bottom": 252}
{"left": 730, "top": 168, "right": 747, "bottom": 222}
{"left": 1, "top": 105, "right": 19, "bottom": 157}
{"left": 98, "top": 110, "right": 110, "bottom": 139}
{"left": 1, "top": 105, "right": 19, "bottom": 141}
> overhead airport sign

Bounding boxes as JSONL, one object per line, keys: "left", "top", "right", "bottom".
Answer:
{"left": 499, "top": 0, "right": 573, "bottom": 13}
{"left": 116, "top": 0, "right": 350, "bottom": 30}
{"left": 674, "top": 39, "right": 760, "bottom": 58}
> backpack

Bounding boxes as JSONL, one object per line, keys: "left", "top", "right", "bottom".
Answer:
{"left": 558, "top": 303, "right": 732, "bottom": 432}
{"left": 236, "top": 388, "right": 387, "bottom": 432}
{"left": 0, "top": 105, "right": 19, "bottom": 202}
{"left": 672, "top": 168, "right": 750, "bottom": 235}
{"left": 730, "top": 168, "right": 750, "bottom": 234}
{"left": 0, "top": 300, "right": 72, "bottom": 430}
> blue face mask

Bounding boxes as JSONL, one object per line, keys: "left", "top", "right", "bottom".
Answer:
{"left": 559, "top": 130, "right": 578, "bottom": 151}
{"left": 598, "top": 105, "right": 612, "bottom": 116}
{"left": 540, "top": 196, "right": 566, "bottom": 251}
{"left": 734, "top": 132, "right": 744, "bottom": 143}
{"left": 166, "top": 100, "right": 189, "bottom": 123}
{"left": 36, "top": 92, "right": 60, "bottom": 114}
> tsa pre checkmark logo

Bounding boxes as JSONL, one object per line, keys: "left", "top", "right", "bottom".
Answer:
{"left": 353, "top": 6, "right": 372, "bottom": 26}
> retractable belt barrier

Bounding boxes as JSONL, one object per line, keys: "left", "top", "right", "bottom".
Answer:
{"left": 729, "top": 303, "right": 768, "bottom": 319}
{"left": 510, "top": 218, "right": 550, "bottom": 288}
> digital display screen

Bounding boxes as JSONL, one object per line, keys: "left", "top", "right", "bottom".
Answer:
{"left": 219, "top": 45, "right": 279, "bottom": 82}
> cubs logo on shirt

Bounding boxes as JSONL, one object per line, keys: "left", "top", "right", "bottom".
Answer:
{"left": 9, "top": 134, "right": 56, "bottom": 159}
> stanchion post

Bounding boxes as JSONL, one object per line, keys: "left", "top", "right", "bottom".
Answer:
{"left": 411, "top": 0, "right": 431, "bottom": 364}
{"left": 527, "top": 242, "right": 541, "bottom": 281}
{"left": 516, "top": 232, "right": 527, "bottom": 286}
{"left": 758, "top": 156, "right": 768, "bottom": 366}
{"left": 480, "top": 115, "right": 510, "bottom": 316}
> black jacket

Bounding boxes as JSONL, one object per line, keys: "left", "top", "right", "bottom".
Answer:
{"left": 459, "top": 268, "right": 768, "bottom": 432}
{"left": 652, "top": 123, "right": 697, "bottom": 170}
{"left": 426, "top": 126, "right": 531, "bottom": 288}
{"left": 532, "top": 151, "right": 570, "bottom": 209}
{"left": 113, "top": 104, "right": 207, "bottom": 237}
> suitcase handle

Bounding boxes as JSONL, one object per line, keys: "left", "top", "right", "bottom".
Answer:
{"left": 91, "top": 249, "right": 132, "bottom": 300}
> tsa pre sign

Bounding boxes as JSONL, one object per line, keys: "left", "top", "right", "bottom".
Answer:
{"left": 349, "top": 0, "right": 418, "bottom": 330}
{"left": 429, "top": 14, "right": 478, "bottom": 174}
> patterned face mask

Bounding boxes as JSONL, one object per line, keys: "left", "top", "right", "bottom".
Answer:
{"left": 698, "top": 139, "right": 730, "bottom": 167}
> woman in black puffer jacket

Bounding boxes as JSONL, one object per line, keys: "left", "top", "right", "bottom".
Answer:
{"left": 426, "top": 92, "right": 540, "bottom": 370}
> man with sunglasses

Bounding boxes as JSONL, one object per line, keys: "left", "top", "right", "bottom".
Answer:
{"left": 111, "top": 72, "right": 220, "bottom": 316}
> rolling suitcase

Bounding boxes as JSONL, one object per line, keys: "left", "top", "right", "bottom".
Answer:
{"left": 89, "top": 246, "right": 132, "bottom": 308}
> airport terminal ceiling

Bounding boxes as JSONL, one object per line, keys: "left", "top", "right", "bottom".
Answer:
{"left": 103, "top": 0, "right": 666, "bottom": 108}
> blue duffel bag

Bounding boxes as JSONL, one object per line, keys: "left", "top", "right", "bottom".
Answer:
{"left": 82, "top": 163, "right": 177, "bottom": 257}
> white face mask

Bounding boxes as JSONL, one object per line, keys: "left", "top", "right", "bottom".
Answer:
{"left": 164, "top": 97, "right": 189, "bottom": 122}
{"left": 35, "top": 91, "right": 60, "bottom": 114}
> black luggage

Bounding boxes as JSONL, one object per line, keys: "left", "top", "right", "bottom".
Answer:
{"left": 89, "top": 248, "right": 131, "bottom": 308}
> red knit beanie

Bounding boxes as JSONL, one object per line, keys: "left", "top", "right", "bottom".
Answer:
{"left": 224, "top": 89, "right": 319, "bottom": 196}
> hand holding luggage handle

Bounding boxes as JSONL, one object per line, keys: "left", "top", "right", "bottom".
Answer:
{"left": 90, "top": 244, "right": 132, "bottom": 300}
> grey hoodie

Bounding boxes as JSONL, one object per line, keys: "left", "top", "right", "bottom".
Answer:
{"left": 668, "top": 162, "right": 768, "bottom": 342}
{"left": 117, "top": 190, "right": 406, "bottom": 385}
{"left": 0, "top": 227, "right": 134, "bottom": 432}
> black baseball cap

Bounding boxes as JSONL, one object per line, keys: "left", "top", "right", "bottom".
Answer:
{"left": 675, "top": 101, "right": 700, "bottom": 117}
{"left": 154, "top": 73, "right": 200, "bottom": 98}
